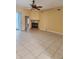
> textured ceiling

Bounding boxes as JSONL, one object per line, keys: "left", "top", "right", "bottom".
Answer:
{"left": 16, "top": 0, "right": 63, "bottom": 10}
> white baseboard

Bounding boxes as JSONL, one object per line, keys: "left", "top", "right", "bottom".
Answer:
{"left": 49, "top": 31, "right": 63, "bottom": 35}
{"left": 39, "top": 29, "right": 63, "bottom": 35}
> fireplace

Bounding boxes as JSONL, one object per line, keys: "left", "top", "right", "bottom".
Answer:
{"left": 32, "top": 23, "right": 38, "bottom": 28}
{"left": 31, "top": 20, "right": 39, "bottom": 29}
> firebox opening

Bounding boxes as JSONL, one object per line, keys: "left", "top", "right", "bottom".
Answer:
{"left": 31, "top": 20, "right": 39, "bottom": 29}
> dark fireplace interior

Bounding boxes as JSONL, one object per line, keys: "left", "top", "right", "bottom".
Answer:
{"left": 32, "top": 23, "right": 38, "bottom": 28}
{"left": 31, "top": 20, "right": 39, "bottom": 29}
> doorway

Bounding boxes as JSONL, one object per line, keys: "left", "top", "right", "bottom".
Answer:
{"left": 16, "top": 12, "right": 22, "bottom": 30}
{"left": 25, "top": 16, "right": 30, "bottom": 31}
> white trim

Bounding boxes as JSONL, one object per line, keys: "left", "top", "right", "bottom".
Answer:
{"left": 39, "top": 29, "right": 63, "bottom": 35}
{"left": 49, "top": 31, "right": 63, "bottom": 35}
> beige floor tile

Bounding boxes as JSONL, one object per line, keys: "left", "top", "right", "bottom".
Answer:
{"left": 16, "top": 30, "right": 63, "bottom": 59}
{"left": 37, "top": 51, "right": 54, "bottom": 59}
{"left": 44, "top": 38, "right": 63, "bottom": 57}
{"left": 25, "top": 41, "right": 45, "bottom": 56}
{"left": 53, "top": 46, "right": 63, "bottom": 59}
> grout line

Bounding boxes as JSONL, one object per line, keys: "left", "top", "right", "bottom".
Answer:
{"left": 36, "top": 38, "right": 62, "bottom": 58}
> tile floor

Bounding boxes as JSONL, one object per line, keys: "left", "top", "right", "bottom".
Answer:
{"left": 16, "top": 30, "right": 63, "bottom": 59}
